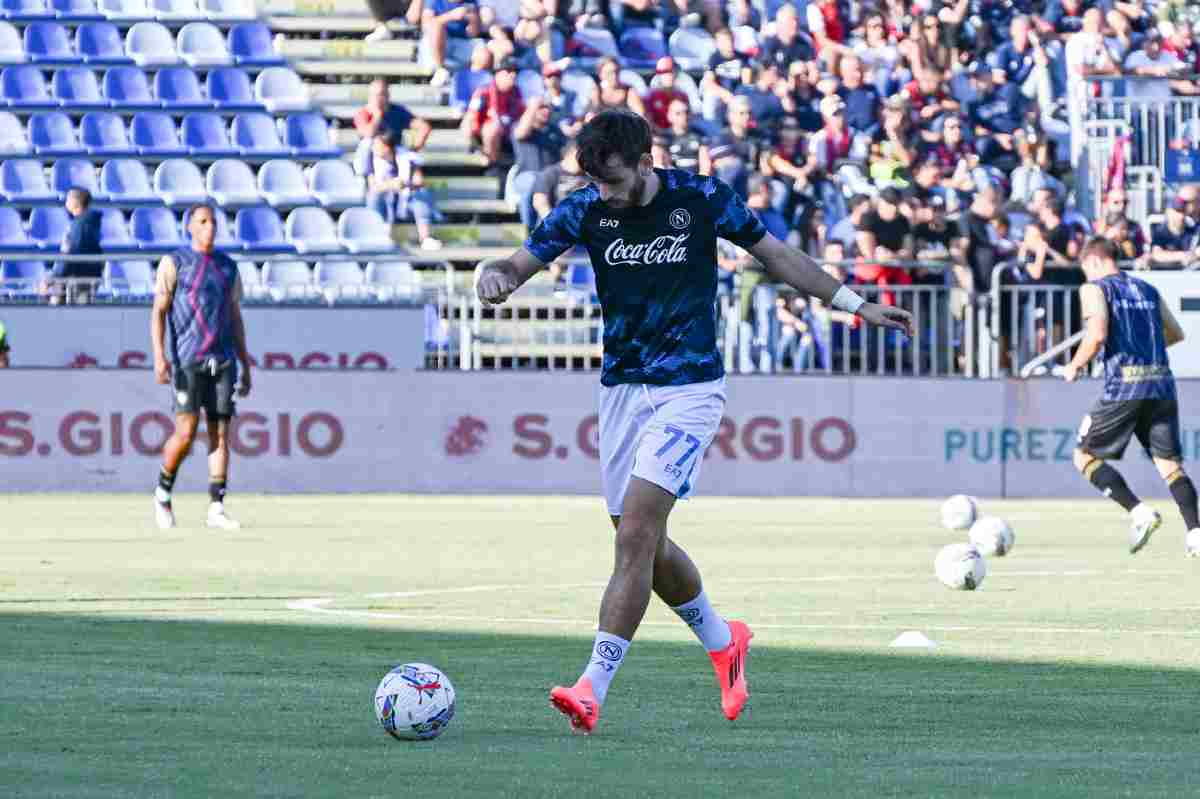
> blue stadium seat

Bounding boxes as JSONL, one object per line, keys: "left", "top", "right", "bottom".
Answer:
{"left": 0, "top": 110, "right": 27, "bottom": 152}
{"left": 97, "top": 207, "right": 134, "bottom": 250}
{"left": 286, "top": 207, "right": 340, "bottom": 254}
{"left": 236, "top": 259, "right": 262, "bottom": 298}
{"left": 177, "top": 21, "right": 228, "bottom": 66}
{"left": 0, "top": 206, "right": 31, "bottom": 250}
{"left": 667, "top": 27, "right": 715, "bottom": 72}
{"left": 131, "top": 110, "right": 186, "bottom": 154}
{"left": 28, "top": 204, "right": 68, "bottom": 249}
{"left": 234, "top": 206, "right": 292, "bottom": 252}
{"left": 199, "top": 0, "right": 253, "bottom": 21}
{"left": 261, "top": 259, "right": 311, "bottom": 299}
{"left": 206, "top": 66, "right": 257, "bottom": 110}
{"left": 150, "top": 0, "right": 199, "bottom": 19}
{"left": 0, "top": 159, "right": 56, "bottom": 200}
{"left": 154, "top": 65, "right": 207, "bottom": 109}
{"left": 1, "top": 260, "right": 46, "bottom": 297}
{"left": 1, "top": 0, "right": 53, "bottom": 20}
{"left": 102, "top": 66, "right": 156, "bottom": 108}
{"left": 52, "top": 66, "right": 106, "bottom": 108}
{"left": 450, "top": 69, "right": 489, "bottom": 112}
{"left": 231, "top": 111, "right": 287, "bottom": 157}
{"left": 125, "top": 21, "right": 179, "bottom": 66}
{"left": 99, "top": 0, "right": 151, "bottom": 20}
{"left": 28, "top": 110, "right": 81, "bottom": 155}
{"left": 80, "top": 110, "right": 134, "bottom": 154}
{"left": 569, "top": 27, "right": 618, "bottom": 59}
{"left": 180, "top": 111, "right": 237, "bottom": 156}
{"left": 257, "top": 158, "right": 307, "bottom": 206}
{"left": 77, "top": 22, "right": 130, "bottom": 65}
{"left": 618, "top": 28, "right": 666, "bottom": 69}
{"left": 253, "top": 66, "right": 307, "bottom": 112}
{"left": 1, "top": 64, "right": 54, "bottom": 107}
{"left": 152, "top": 157, "right": 205, "bottom": 203}
{"left": 102, "top": 259, "right": 153, "bottom": 295}
{"left": 0, "top": 21, "right": 23, "bottom": 64}
{"left": 129, "top": 206, "right": 181, "bottom": 247}
{"left": 337, "top": 207, "right": 392, "bottom": 253}
{"left": 227, "top": 22, "right": 281, "bottom": 67}
{"left": 50, "top": 157, "right": 96, "bottom": 197}
{"left": 24, "top": 20, "right": 78, "bottom": 63}
{"left": 284, "top": 111, "right": 338, "bottom": 158}
{"left": 98, "top": 157, "right": 155, "bottom": 202}
{"left": 365, "top": 260, "right": 418, "bottom": 301}
{"left": 51, "top": 0, "right": 104, "bottom": 19}
{"left": 315, "top": 260, "right": 366, "bottom": 298}
{"left": 309, "top": 159, "right": 363, "bottom": 208}
{"left": 205, "top": 157, "right": 257, "bottom": 204}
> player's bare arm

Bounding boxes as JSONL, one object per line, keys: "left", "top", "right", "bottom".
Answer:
{"left": 150, "top": 254, "right": 176, "bottom": 385}
{"left": 1161, "top": 301, "right": 1186, "bottom": 348}
{"left": 229, "top": 285, "right": 252, "bottom": 398}
{"left": 1063, "top": 283, "right": 1107, "bottom": 382}
{"left": 748, "top": 234, "right": 916, "bottom": 337}
{"left": 475, "top": 248, "right": 546, "bottom": 306}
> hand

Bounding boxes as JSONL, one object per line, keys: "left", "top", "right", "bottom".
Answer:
{"left": 237, "top": 367, "right": 252, "bottom": 398}
{"left": 1062, "top": 362, "right": 1080, "bottom": 382}
{"left": 154, "top": 357, "right": 170, "bottom": 385}
{"left": 476, "top": 263, "right": 519, "bottom": 305}
{"left": 857, "top": 303, "right": 915, "bottom": 337}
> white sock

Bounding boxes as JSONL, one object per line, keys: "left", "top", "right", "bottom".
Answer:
{"left": 671, "top": 590, "right": 732, "bottom": 652}
{"left": 580, "top": 631, "right": 630, "bottom": 706}
{"left": 155, "top": 486, "right": 171, "bottom": 503}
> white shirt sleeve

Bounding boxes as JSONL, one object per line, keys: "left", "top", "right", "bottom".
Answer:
{"left": 806, "top": 4, "right": 826, "bottom": 37}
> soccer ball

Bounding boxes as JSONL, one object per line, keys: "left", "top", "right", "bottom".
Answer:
{"left": 940, "top": 495, "right": 978, "bottom": 531}
{"left": 969, "top": 516, "right": 1015, "bottom": 557}
{"left": 374, "top": 663, "right": 456, "bottom": 741}
{"left": 935, "top": 543, "right": 987, "bottom": 591}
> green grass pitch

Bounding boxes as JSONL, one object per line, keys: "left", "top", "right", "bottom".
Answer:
{"left": 2, "top": 494, "right": 1200, "bottom": 798}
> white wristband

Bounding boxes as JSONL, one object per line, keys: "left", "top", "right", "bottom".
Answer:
{"left": 831, "top": 285, "right": 866, "bottom": 315}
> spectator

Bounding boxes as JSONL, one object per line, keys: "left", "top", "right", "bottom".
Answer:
{"left": 514, "top": 97, "right": 567, "bottom": 174}
{"left": 538, "top": 61, "right": 581, "bottom": 135}
{"left": 913, "top": 194, "right": 958, "bottom": 258}
{"left": 836, "top": 55, "right": 881, "bottom": 137}
{"left": 1036, "top": 193, "right": 1080, "bottom": 265}
{"left": 1163, "top": 20, "right": 1200, "bottom": 74}
{"left": 857, "top": 186, "right": 914, "bottom": 265}
{"left": 1039, "top": 0, "right": 1089, "bottom": 37}
{"left": 900, "top": 14, "right": 952, "bottom": 76}
{"left": 700, "top": 96, "right": 762, "bottom": 197}
{"left": 1064, "top": 9, "right": 1120, "bottom": 155}
{"left": 589, "top": 57, "right": 646, "bottom": 118}
{"left": 760, "top": 115, "right": 811, "bottom": 217}
{"left": 49, "top": 188, "right": 103, "bottom": 305}
{"left": 1009, "top": 127, "right": 1065, "bottom": 207}
{"left": 1094, "top": 188, "right": 1145, "bottom": 254}
{"left": 462, "top": 57, "right": 525, "bottom": 170}
{"left": 780, "top": 61, "right": 823, "bottom": 132}
{"left": 651, "top": 98, "right": 705, "bottom": 172}
{"left": 1101, "top": 211, "right": 1144, "bottom": 261}
{"left": 904, "top": 68, "right": 959, "bottom": 134}
{"left": 761, "top": 5, "right": 815, "bottom": 74}
{"left": 531, "top": 139, "right": 586, "bottom": 223}
{"left": 354, "top": 77, "right": 433, "bottom": 151}
{"left": 745, "top": 172, "right": 787, "bottom": 241}
{"left": 804, "top": 94, "right": 867, "bottom": 222}
{"left": 992, "top": 15, "right": 1054, "bottom": 110}
{"left": 365, "top": 0, "right": 423, "bottom": 42}
{"left": 363, "top": 132, "right": 443, "bottom": 250}
{"left": 419, "top": 0, "right": 481, "bottom": 87}
{"left": 735, "top": 64, "right": 785, "bottom": 128}
{"left": 854, "top": 12, "right": 903, "bottom": 97}
{"left": 967, "top": 66, "right": 1025, "bottom": 169}
{"left": 1124, "top": 29, "right": 1193, "bottom": 99}
{"left": 645, "top": 57, "right": 688, "bottom": 131}
{"left": 0, "top": 319, "right": 9, "bottom": 368}
{"left": 1150, "top": 197, "right": 1200, "bottom": 268}
{"left": 805, "top": 0, "right": 847, "bottom": 65}
{"left": 828, "top": 193, "right": 871, "bottom": 255}
{"left": 909, "top": 154, "right": 950, "bottom": 210}
{"left": 701, "top": 28, "right": 749, "bottom": 125}
{"left": 483, "top": 0, "right": 552, "bottom": 68}
{"left": 956, "top": 186, "right": 1000, "bottom": 292}
{"left": 868, "top": 94, "right": 917, "bottom": 186}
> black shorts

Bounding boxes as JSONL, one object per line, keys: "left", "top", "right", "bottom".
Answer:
{"left": 1076, "top": 398, "right": 1182, "bottom": 462}
{"left": 172, "top": 361, "right": 237, "bottom": 419}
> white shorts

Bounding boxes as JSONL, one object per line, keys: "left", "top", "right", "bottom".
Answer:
{"left": 598, "top": 376, "right": 727, "bottom": 516}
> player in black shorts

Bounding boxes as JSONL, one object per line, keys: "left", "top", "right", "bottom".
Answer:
{"left": 1064, "top": 237, "right": 1198, "bottom": 554}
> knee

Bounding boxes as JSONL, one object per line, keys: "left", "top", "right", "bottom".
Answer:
{"left": 614, "top": 514, "right": 662, "bottom": 567}
{"left": 1073, "top": 448, "right": 1096, "bottom": 474}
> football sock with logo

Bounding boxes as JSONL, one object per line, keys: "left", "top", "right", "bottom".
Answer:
{"left": 670, "top": 590, "right": 732, "bottom": 652}
{"left": 580, "top": 631, "right": 630, "bottom": 706}
{"left": 209, "top": 478, "right": 227, "bottom": 504}
{"left": 156, "top": 469, "right": 176, "bottom": 502}
{"left": 1085, "top": 460, "right": 1140, "bottom": 512}
{"left": 1166, "top": 469, "right": 1200, "bottom": 530}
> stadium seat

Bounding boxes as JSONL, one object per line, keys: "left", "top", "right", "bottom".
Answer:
{"left": 154, "top": 65, "right": 207, "bottom": 109}
{"left": 52, "top": 66, "right": 106, "bottom": 108}
{"left": 198, "top": 0, "right": 253, "bottom": 20}
{"left": 0, "top": 110, "right": 29, "bottom": 153}
{"left": 231, "top": 111, "right": 288, "bottom": 157}
{"left": 205, "top": 157, "right": 257, "bottom": 204}
{"left": 618, "top": 28, "right": 665, "bottom": 69}
{"left": 24, "top": 21, "right": 77, "bottom": 63}
{"left": 77, "top": 22, "right": 130, "bottom": 65}
{"left": 153, "top": 158, "right": 205, "bottom": 203}
{"left": 176, "top": 21, "right": 228, "bottom": 66}
{"left": 286, "top": 207, "right": 340, "bottom": 254}
{"left": 0, "top": 159, "right": 56, "bottom": 200}
{"left": 102, "top": 65, "right": 156, "bottom": 108}
{"left": 181, "top": 203, "right": 233, "bottom": 246}
{"left": 206, "top": 66, "right": 257, "bottom": 110}
{"left": 0, "top": 21, "right": 23, "bottom": 64}
{"left": 261, "top": 259, "right": 311, "bottom": 299}
{"left": 98, "top": 0, "right": 150, "bottom": 19}
{"left": 50, "top": 157, "right": 96, "bottom": 197}
{"left": 1, "top": 64, "right": 53, "bottom": 107}
{"left": 253, "top": 66, "right": 307, "bottom": 112}
{"left": 309, "top": 159, "right": 363, "bottom": 208}
{"left": 284, "top": 112, "right": 338, "bottom": 158}
{"left": 150, "top": 0, "right": 199, "bottom": 19}
{"left": 651, "top": 70, "right": 699, "bottom": 110}
{"left": 337, "top": 207, "right": 392, "bottom": 253}
{"left": 28, "top": 110, "right": 81, "bottom": 155}
{"left": 227, "top": 21, "right": 282, "bottom": 67}
{"left": 558, "top": 71, "right": 595, "bottom": 116}
{"left": 102, "top": 259, "right": 153, "bottom": 295}
{"left": 97, "top": 207, "right": 134, "bottom": 249}
{"left": 98, "top": 157, "right": 155, "bottom": 202}
{"left": 80, "top": 110, "right": 134, "bottom": 154}
{"left": 365, "top": 260, "right": 418, "bottom": 301}
{"left": 569, "top": 27, "right": 618, "bottom": 59}
{"left": 129, "top": 206, "right": 181, "bottom": 247}
{"left": 236, "top": 259, "right": 263, "bottom": 298}
{"left": 450, "top": 69, "right": 489, "bottom": 112}
{"left": 51, "top": 0, "right": 104, "bottom": 18}
{"left": 0, "top": 206, "right": 31, "bottom": 251}
{"left": 28, "top": 205, "right": 68, "bottom": 249}
{"left": 234, "top": 206, "right": 292, "bottom": 252}
{"left": 1, "top": 0, "right": 52, "bottom": 20}
{"left": 257, "top": 158, "right": 308, "bottom": 206}
{"left": 0, "top": 260, "right": 46, "bottom": 297}
{"left": 667, "top": 27, "right": 715, "bottom": 72}
{"left": 315, "top": 259, "right": 365, "bottom": 299}
{"left": 180, "top": 111, "right": 237, "bottom": 156}
{"left": 125, "top": 21, "right": 179, "bottom": 66}
{"left": 131, "top": 110, "right": 187, "bottom": 155}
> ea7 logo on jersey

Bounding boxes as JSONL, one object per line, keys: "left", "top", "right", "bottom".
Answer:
{"left": 599, "top": 218, "right": 619, "bottom": 228}
{"left": 669, "top": 208, "right": 691, "bottom": 230}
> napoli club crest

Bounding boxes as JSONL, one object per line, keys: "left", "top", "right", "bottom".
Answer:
{"left": 668, "top": 208, "right": 691, "bottom": 230}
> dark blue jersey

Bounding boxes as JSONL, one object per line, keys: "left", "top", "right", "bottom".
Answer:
{"left": 525, "top": 168, "right": 767, "bottom": 386}
{"left": 1095, "top": 273, "right": 1175, "bottom": 401}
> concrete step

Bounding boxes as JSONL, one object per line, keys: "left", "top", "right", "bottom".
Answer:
{"left": 393, "top": 222, "right": 526, "bottom": 246}
{"left": 263, "top": 0, "right": 382, "bottom": 16}
{"left": 332, "top": 128, "right": 487, "bottom": 168}
{"left": 426, "top": 175, "right": 502, "bottom": 201}
{"left": 309, "top": 82, "right": 445, "bottom": 107}
{"left": 268, "top": 16, "right": 397, "bottom": 34}
{"left": 294, "top": 59, "right": 431, "bottom": 79}
{"left": 277, "top": 38, "right": 418, "bottom": 62}
{"left": 319, "top": 103, "right": 461, "bottom": 123}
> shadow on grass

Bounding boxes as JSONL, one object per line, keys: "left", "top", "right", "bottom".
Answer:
{"left": 1, "top": 613, "right": 1197, "bottom": 799}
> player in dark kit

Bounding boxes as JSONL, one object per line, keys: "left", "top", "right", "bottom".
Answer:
{"left": 1064, "top": 237, "right": 1198, "bottom": 555}
{"left": 475, "top": 110, "right": 913, "bottom": 734}
{"left": 150, "top": 204, "right": 252, "bottom": 531}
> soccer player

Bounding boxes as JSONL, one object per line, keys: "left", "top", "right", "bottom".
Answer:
{"left": 1064, "top": 237, "right": 1197, "bottom": 554}
{"left": 475, "top": 111, "right": 913, "bottom": 734}
{"left": 150, "top": 204, "right": 252, "bottom": 531}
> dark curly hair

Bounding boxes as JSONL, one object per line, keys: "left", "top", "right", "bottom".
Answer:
{"left": 575, "top": 110, "right": 652, "bottom": 182}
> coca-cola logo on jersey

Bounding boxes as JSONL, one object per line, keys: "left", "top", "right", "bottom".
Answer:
{"left": 603, "top": 234, "right": 690, "bottom": 267}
